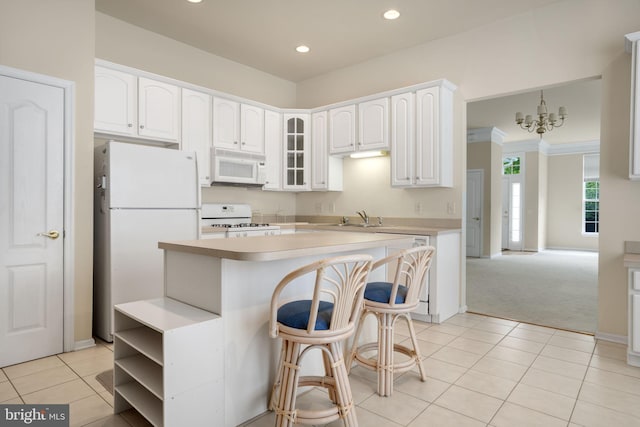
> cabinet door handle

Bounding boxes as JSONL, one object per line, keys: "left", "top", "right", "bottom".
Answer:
{"left": 127, "top": 123, "right": 133, "bottom": 128}
{"left": 234, "top": 141, "right": 238, "bottom": 144}
{"left": 140, "top": 125, "right": 145, "bottom": 129}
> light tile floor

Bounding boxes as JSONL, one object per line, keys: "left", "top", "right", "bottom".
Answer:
{"left": 2, "top": 312, "right": 640, "bottom": 426}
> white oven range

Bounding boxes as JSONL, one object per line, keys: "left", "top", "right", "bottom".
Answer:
{"left": 201, "top": 203, "right": 281, "bottom": 238}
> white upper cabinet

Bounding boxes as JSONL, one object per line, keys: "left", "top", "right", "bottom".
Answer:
{"left": 329, "top": 105, "right": 357, "bottom": 155}
{"left": 213, "top": 97, "right": 265, "bottom": 155}
{"left": 390, "top": 92, "right": 415, "bottom": 187}
{"left": 263, "top": 109, "right": 282, "bottom": 191}
{"left": 212, "top": 97, "right": 240, "bottom": 150}
{"left": 392, "top": 82, "right": 454, "bottom": 188}
{"left": 627, "top": 31, "right": 640, "bottom": 180}
{"left": 181, "top": 88, "right": 212, "bottom": 186}
{"left": 138, "top": 77, "right": 181, "bottom": 142}
{"left": 95, "top": 67, "right": 180, "bottom": 143}
{"left": 282, "top": 113, "right": 310, "bottom": 191}
{"left": 311, "top": 111, "right": 343, "bottom": 191}
{"left": 240, "top": 104, "right": 265, "bottom": 154}
{"left": 95, "top": 66, "right": 137, "bottom": 136}
{"left": 358, "top": 98, "right": 389, "bottom": 151}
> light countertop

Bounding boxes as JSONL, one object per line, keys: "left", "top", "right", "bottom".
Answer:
{"left": 160, "top": 231, "right": 414, "bottom": 262}
{"left": 295, "top": 223, "right": 459, "bottom": 236}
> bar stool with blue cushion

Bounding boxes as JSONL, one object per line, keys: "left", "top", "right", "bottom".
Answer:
{"left": 268, "top": 254, "right": 373, "bottom": 427}
{"left": 347, "top": 245, "right": 435, "bottom": 397}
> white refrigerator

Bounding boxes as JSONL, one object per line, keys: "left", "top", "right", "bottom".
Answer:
{"left": 93, "top": 141, "right": 200, "bottom": 341}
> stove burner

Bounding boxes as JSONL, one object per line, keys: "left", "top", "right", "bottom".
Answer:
{"left": 224, "top": 223, "right": 271, "bottom": 228}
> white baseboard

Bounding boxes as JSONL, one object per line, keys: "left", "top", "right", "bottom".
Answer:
{"left": 545, "top": 246, "right": 598, "bottom": 252}
{"left": 594, "top": 331, "right": 627, "bottom": 344}
{"left": 73, "top": 338, "right": 96, "bottom": 351}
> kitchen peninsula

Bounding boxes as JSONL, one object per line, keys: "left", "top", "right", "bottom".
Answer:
{"left": 158, "top": 231, "right": 414, "bottom": 426}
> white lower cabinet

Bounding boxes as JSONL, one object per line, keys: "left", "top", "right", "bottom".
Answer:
{"left": 629, "top": 268, "right": 640, "bottom": 366}
{"left": 383, "top": 232, "right": 461, "bottom": 323}
{"left": 114, "top": 297, "right": 223, "bottom": 426}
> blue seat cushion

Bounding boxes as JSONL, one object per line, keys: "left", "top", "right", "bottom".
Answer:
{"left": 364, "top": 282, "right": 408, "bottom": 304}
{"left": 277, "top": 300, "right": 334, "bottom": 330}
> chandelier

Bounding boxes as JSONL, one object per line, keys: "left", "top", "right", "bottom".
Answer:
{"left": 515, "top": 90, "right": 567, "bottom": 137}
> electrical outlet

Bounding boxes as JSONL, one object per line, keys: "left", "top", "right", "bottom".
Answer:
{"left": 315, "top": 202, "right": 322, "bottom": 213}
{"left": 330, "top": 202, "right": 336, "bottom": 213}
{"left": 446, "top": 202, "right": 456, "bottom": 215}
{"left": 415, "top": 201, "right": 423, "bottom": 214}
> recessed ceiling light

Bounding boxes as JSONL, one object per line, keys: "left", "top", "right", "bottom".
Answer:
{"left": 296, "top": 45, "right": 310, "bottom": 53}
{"left": 187, "top": 0, "right": 202, "bottom": 3}
{"left": 383, "top": 9, "right": 400, "bottom": 20}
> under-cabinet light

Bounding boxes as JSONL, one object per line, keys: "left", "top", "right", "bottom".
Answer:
{"left": 350, "top": 150, "right": 388, "bottom": 159}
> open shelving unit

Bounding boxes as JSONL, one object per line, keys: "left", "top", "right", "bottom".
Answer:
{"left": 113, "top": 297, "right": 223, "bottom": 426}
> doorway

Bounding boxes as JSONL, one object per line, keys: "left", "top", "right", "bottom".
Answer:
{"left": 465, "top": 79, "right": 601, "bottom": 332}
{"left": 0, "top": 66, "right": 75, "bottom": 367}
{"left": 466, "top": 170, "right": 483, "bottom": 257}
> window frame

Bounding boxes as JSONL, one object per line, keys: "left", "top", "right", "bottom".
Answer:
{"left": 583, "top": 179, "right": 599, "bottom": 235}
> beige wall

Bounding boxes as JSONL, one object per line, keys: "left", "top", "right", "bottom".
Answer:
{"left": 295, "top": 0, "right": 640, "bottom": 338}
{"left": 599, "top": 52, "right": 640, "bottom": 337}
{"left": 547, "top": 154, "right": 599, "bottom": 251}
{"left": 490, "top": 144, "right": 503, "bottom": 256}
{"left": 524, "top": 152, "right": 540, "bottom": 251}
{"left": 0, "top": 0, "right": 96, "bottom": 342}
{"left": 95, "top": 13, "right": 297, "bottom": 108}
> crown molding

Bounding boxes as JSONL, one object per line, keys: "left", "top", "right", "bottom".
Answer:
{"left": 626, "top": 31, "right": 640, "bottom": 53}
{"left": 467, "top": 127, "right": 507, "bottom": 144}
{"left": 501, "top": 138, "right": 600, "bottom": 156}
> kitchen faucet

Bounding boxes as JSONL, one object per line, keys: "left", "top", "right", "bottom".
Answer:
{"left": 356, "top": 210, "right": 369, "bottom": 225}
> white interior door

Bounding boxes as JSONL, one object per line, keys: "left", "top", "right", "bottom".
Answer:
{"left": 466, "top": 170, "right": 483, "bottom": 257}
{"left": 0, "top": 75, "right": 65, "bottom": 367}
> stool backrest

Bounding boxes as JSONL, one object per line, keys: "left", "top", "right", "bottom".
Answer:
{"left": 270, "top": 254, "right": 373, "bottom": 338}
{"left": 374, "top": 245, "right": 435, "bottom": 307}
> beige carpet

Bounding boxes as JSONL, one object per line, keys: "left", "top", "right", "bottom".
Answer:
{"left": 466, "top": 250, "right": 597, "bottom": 333}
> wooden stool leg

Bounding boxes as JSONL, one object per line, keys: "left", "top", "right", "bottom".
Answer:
{"left": 322, "top": 350, "right": 337, "bottom": 403}
{"left": 329, "top": 342, "right": 358, "bottom": 427}
{"left": 269, "top": 341, "right": 286, "bottom": 411}
{"left": 346, "top": 308, "right": 368, "bottom": 374}
{"left": 274, "top": 340, "right": 301, "bottom": 427}
{"left": 404, "top": 314, "right": 427, "bottom": 381}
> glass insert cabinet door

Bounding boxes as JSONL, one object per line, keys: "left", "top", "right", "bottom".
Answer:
{"left": 286, "top": 116, "right": 306, "bottom": 186}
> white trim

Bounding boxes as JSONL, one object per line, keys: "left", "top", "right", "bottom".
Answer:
{"left": 74, "top": 339, "right": 97, "bottom": 351}
{"left": 594, "top": 330, "right": 627, "bottom": 344}
{"left": 0, "top": 65, "right": 76, "bottom": 354}
{"left": 548, "top": 140, "right": 600, "bottom": 156}
{"left": 467, "top": 127, "right": 507, "bottom": 144}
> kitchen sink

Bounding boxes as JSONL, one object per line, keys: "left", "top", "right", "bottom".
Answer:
{"left": 332, "top": 223, "right": 380, "bottom": 228}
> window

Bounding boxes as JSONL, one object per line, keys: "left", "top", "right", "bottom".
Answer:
{"left": 503, "top": 156, "right": 521, "bottom": 175}
{"left": 583, "top": 154, "right": 600, "bottom": 234}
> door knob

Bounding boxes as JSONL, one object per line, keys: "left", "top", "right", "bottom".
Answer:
{"left": 473, "top": 217, "right": 480, "bottom": 221}
{"left": 38, "top": 230, "right": 60, "bottom": 239}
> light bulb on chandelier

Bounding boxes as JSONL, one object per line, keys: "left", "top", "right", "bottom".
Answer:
{"left": 515, "top": 90, "right": 567, "bottom": 138}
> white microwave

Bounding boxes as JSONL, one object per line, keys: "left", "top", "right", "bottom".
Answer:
{"left": 210, "top": 149, "right": 266, "bottom": 186}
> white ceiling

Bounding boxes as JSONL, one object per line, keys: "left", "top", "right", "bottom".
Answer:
{"left": 95, "top": 0, "right": 600, "bottom": 145}
{"left": 95, "top": 0, "right": 561, "bottom": 83}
